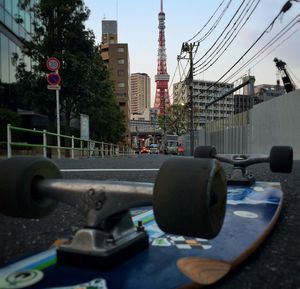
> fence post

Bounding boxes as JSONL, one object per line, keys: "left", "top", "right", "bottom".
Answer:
{"left": 43, "top": 130, "right": 47, "bottom": 157}
{"left": 80, "top": 140, "right": 83, "bottom": 157}
{"left": 7, "top": 124, "right": 12, "bottom": 158}
{"left": 57, "top": 132, "right": 61, "bottom": 160}
{"left": 71, "top": 136, "right": 75, "bottom": 159}
{"left": 101, "top": 142, "right": 104, "bottom": 158}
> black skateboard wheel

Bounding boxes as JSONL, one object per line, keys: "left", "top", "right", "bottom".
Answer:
{"left": 194, "top": 146, "right": 217, "bottom": 158}
{"left": 270, "top": 146, "right": 293, "bottom": 173}
{"left": 0, "top": 157, "right": 61, "bottom": 218}
{"left": 153, "top": 158, "right": 227, "bottom": 239}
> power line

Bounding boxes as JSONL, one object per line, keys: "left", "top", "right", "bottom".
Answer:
{"left": 197, "top": 0, "right": 296, "bottom": 97}
{"left": 193, "top": 0, "right": 248, "bottom": 66}
{"left": 223, "top": 16, "right": 300, "bottom": 83}
{"left": 168, "top": 60, "right": 179, "bottom": 90}
{"left": 178, "top": 57, "right": 189, "bottom": 82}
{"left": 193, "top": 0, "right": 261, "bottom": 75}
{"left": 226, "top": 29, "right": 299, "bottom": 87}
{"left": 185, "top": 0, "right": 229, "bottom": 43}
{"left": 194, "top": 0, "right": 233, "bottom": 43}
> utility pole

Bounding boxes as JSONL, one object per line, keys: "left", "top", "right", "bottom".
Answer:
{"left": 182, "top": 42, "right": 198, "bottom": 155}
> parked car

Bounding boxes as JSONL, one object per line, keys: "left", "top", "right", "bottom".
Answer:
{"left": 149, "top": 143, "right": 159, "bottom": 154}
{"left": 140, "top": 146, "right": 150, "bottom": 154}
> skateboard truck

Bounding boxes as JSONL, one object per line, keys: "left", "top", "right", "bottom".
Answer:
{"left": 0, "top": 156, "right": 229, "bottom": 270}
{"left": 195, "top": 145, "right": 293, "bottom": 186}
{"left": 216, "top": 154, "right": 269, "bottom": 186}
{"left": 34, "top": 179, "right": 153, "bottom": 270}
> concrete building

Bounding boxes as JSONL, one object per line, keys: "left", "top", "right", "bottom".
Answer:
{"left": 173, "top": 80, "right": 234, "bottom": 128}
{"left": 100, "top": 20, "right": 130, "bottom": 144}
{"left": 254, "top": 84, "right": 285, "bottom": 102}
{"left": 130, "top": 73, "right": 151, "bottom": 115}
{"left": 233, "top": 94, "right": 261, "bottom": 114}
{"left": 101, "top": 20, "right": 118, "bottom": 44}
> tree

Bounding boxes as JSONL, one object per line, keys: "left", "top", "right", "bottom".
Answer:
{"left": 158, "top": 104, "right": 189, "bottom": 136}
{"left": 0, "top": 108, "right": 21, "bottom": 144}
{"left": 15, "top": 0, "right": 124, "bottom": 143}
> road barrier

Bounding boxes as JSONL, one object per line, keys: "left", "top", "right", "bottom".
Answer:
{"left": 7, "top": 124, "right": 133, "bottom": 159}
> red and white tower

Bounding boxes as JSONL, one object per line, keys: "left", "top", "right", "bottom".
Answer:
{"left": 154, "top": 0, "right": 170, "bottom": 115}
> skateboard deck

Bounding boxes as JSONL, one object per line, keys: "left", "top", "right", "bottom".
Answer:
{"left": 0, "top": 181, "right": 283, "bottom": 289}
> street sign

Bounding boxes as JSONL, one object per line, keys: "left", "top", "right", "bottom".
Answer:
{"left": 47, "top": 73, "right": 61, "bottom": 85}
{"left": 47, "top": 85, "right": 61, "bottom": 90}
{"left": 80, "top": 114, "right": 90, "bottom": 141}
{"left": 46, "top": 57, "right": 61, "bottom": 71}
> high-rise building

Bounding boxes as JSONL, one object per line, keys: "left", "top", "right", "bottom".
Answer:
{"left": 100, "top": 20, "right": 130, "bottom": 144}
{"left": 154, "top": 0, "right": 170, "bottom": 115}
{"left": 0, "top": 0, "right": 36, "bottom": 109}
{"left": 101, "top": 20, "right": 118, "bottom": 44}
{"left": 130, "top": 73, "right": 151, "bottom": 116}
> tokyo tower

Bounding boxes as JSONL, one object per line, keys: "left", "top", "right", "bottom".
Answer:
{"left": 154, "top": 0, "right": 170, "bottom": 115}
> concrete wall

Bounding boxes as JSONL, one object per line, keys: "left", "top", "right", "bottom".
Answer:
{"left": 183, "top": 90, "right": 300, "bottom": 159}
{"left": 250, "top": 90, "right": 300, "bottom": 158}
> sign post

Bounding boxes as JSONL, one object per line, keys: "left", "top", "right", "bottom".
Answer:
{"left": 47, "top": 57, "right": 61, "bottom": 159}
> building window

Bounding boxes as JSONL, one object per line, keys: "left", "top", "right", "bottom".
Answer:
{"left": 117, "top": 70, "right": 125, "bottom": 76}
{"left": 0, "top": 4, "right": 4, "bottom": 22}
{"left": 117, "top": 82, "right": 125, "bottom": 88}
{"left": 117, "top": 58, "right": 125, "bottom": 64}
{"left": 117, "top": 47, "right": 125, "bottom": 53}
{"left": 1, "top": 33, "right": 10, "bottom": 83}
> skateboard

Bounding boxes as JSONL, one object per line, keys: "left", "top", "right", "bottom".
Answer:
{"left": 0, "top": 145, "right": 293, "bottom": 289}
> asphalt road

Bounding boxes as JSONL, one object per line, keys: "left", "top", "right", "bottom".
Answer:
{"left": 0, "top": 154, "right": 299, "bottom": 289}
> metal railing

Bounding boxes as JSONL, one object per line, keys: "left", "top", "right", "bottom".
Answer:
{"left": 7, "top": 124, "right": 134, "bottom": 159}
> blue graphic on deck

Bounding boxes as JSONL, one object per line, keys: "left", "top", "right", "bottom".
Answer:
{"left": 1, "top": 181, "right": 282, "bottom": 289}
{"left": 227, "top": 184, "right": 280, "bottom": 205}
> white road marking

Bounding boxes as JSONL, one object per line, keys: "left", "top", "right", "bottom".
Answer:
{"left": 60, "top": 168, "right": 159, "bottom": 172}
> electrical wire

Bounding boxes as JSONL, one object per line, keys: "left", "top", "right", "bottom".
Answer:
{"left": 227, "top": 29, "right": 299, "bottom": 86}
{"left": 193, "top": 0, "right": 248, "bottom": 66}
{"left": 168, "top": 60, "right": 179, "bottom": 91}
{"left": 178, "top": 58, "right": 189, "bottom": 82}
{"left": 198, "top": 0, "right": 295, "bottom": 96}
{"left": 194, "top": 0, "right": 233, "bottom": 43}
{"left": 185, "top": 0, "right": 227, "bottom": 43}
{"left": 223, "top": 15, "right": 300, "bottom": 83}
{"left": 193, "top": 0, "right": 261, "bottom": 75}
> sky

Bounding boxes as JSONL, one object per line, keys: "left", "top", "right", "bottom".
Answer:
{"left": 84, "top": 0, "right": 300, "bottom": 106}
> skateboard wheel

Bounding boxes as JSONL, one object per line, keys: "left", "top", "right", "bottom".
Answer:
{"left": 194, "top": 146, "right": 217, "bottom": 158}
{"left": 153, "top": 158, "right": 227, "bottom": 239}
{"left": 0, "top": 157, "right": 61, "bottom": 218}
{"left": 270, "top": 146, "right": 293, "bottom": 173}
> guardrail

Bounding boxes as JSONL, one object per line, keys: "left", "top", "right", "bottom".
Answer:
{"left": 7, "top": 124, "right": 133, "bottom": 159}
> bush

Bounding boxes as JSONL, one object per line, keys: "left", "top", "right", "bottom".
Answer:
{"left": 0, "top": 108, "right": 21, "bottom": 142}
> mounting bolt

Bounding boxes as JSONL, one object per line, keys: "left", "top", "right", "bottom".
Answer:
{"left": 95, "top": 200, "right": 103, "bottom": 210}
{"left": 106, "top": 235, "right": 115, "bottom": 245}
{"left": 137, "top": 220, "right": 145, "bottom": 232}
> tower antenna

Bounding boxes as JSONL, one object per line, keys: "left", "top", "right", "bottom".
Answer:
{"left": 154, "top": 0, "right": 170, "bottom": 115}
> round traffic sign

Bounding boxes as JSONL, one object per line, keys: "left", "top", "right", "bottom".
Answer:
{"left": 46, "top": 57, "right": 61, "bottom": 71}
{"left": 47, "top": 72, "right": 61, "bottom": 85}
